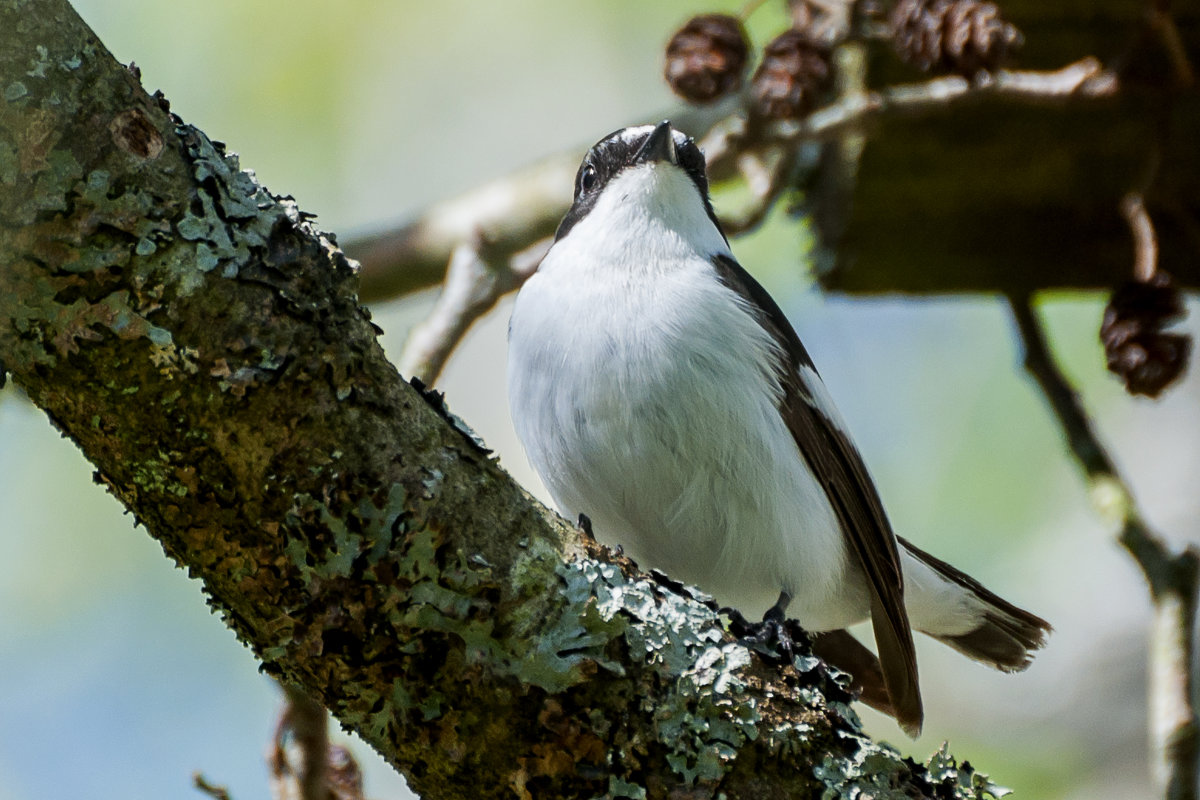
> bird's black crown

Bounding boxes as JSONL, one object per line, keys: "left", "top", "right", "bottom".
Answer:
{"left": 555, "top": 123, "right": 715, "bottom": 241}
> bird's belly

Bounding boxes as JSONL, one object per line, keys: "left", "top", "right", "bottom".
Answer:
{"left": 510, "top": 281, "right": 858, "bottom": 624}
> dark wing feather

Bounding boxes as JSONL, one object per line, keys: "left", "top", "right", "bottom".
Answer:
{"left": 712, "top": 254, "right": 924, "bottom": 735}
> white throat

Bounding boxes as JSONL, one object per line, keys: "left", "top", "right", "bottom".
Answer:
{"left": 551, "top": 163, "right": 730, "bottom": 277}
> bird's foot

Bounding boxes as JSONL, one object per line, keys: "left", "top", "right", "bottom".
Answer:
{"left": 723, "top": 604, "right": 808, "bottom": 665}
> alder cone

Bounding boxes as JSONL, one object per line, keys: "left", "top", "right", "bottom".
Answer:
{"left": 750, "top": 30, "right": 832, "bottom": 120}
{"left": 1100, "top": 272, "right": 1192, "bottom": 397}
{"left": 890, "top": 0, "right": 1022, "bottom": 76}
{"left": 665, "top": 13, "right": 750, "bottom": 104}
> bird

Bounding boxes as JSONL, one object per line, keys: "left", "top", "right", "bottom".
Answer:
{"left": 506, "top": 121, "right": 1050, "bottom": 735}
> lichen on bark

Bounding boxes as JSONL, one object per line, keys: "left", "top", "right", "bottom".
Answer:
{"left": 1, "top": 1, "right": 1011, "bottom": 797}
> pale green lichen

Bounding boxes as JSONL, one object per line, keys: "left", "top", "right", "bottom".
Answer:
{"left": 657, "top": 641, "right": 760, "bottom": 784}
{"left": 169, "top": 125, "right": 287, "bottom": 296}
{"left": 814, "top": 737, "right": 1010, "bottom": 800}
{"left": 544, "top": 557, "right": 1007, "bottom": 797}
{"left": 544, "top": 558, "right": 761, "bottom": 789}
{"left": 0, "top": 143, "right": 17, "bottom": 183}
{"left": 291, "top": 512, "right": 1003, "bottom": 797}
{"left": 284, "top": 484, "right": 408, "bottom": 582}
{"left": 925, "top": 743, "right": 1012, "bottom": 798}
{"left": 130, "top": 450, "right": 189, "bottom": 498}
{"left": 25, "top": 43, "right": 50, "bottom": 78}
{"left": 600, "top": 776, "right": 647, "bottom": 800}
{"left": 29, "top": 149, "right": 82, "bottom": 216}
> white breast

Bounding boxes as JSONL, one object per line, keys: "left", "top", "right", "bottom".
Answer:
{"left": 507, "top": 165, "right": 857, "bottom": 625}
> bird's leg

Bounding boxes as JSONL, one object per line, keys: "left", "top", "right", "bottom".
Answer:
{"left": 576, "top": 513, "right": 595, "bottom": 542}
{"left": 759, "top": 591, "right": 796, "bottom": 657}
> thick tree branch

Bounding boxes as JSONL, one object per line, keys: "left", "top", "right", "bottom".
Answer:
{"left": 0, "top": 2, "right": 1003, "bottom": 798}
{"left": 1007, "top": 293, "right": 1199, "bottom": 800}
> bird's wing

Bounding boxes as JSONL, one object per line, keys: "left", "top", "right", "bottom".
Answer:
{"left": 712, "top": 254, "right": 923, "bottom": 736}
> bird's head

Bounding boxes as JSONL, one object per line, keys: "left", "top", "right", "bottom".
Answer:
{"left": 554, "top": 121, "right": 727, "bottom": 258}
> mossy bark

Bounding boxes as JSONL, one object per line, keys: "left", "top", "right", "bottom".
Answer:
{"left": 1, "top": 2, "right": 1004, "bottom": 798}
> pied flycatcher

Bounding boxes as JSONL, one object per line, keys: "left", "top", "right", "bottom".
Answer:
{"left": 506, "top": 122, "right": 1050, "bottom": 735}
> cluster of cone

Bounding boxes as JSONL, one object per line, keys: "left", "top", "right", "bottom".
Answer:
{"left": 664, "top": 0, "right": 1024, "bottom": 120}
{"left": 664, "top": 3, "right": 1191, "bottom": 397}
{"left": 664, "top": 12, "right": 831, "bottom": 120}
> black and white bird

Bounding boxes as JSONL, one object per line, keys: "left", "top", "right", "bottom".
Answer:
{"left": 506, "top": 121, "right": 1050, "bottom": 735}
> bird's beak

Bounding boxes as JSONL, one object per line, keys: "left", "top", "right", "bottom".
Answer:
{"left": 634, "top": 120, "right": 677, "bottom": 166}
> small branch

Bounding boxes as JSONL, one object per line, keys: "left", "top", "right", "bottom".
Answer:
{"left": 1007, "top": 293, "right": 1199, "bottom": 800}
{"left": 1122, "top": 192, "right": 1160, "bottom": 282}
{"left": 1149, "top": 3, "right": 1195, "bottom": 88}
{"left": 724, "top": 58, "right": 1115, "bottom": 156}
{"left": 398, "top": 234, "right": 545, "bottom": 384}
{"left": 270, "top": 685, "right": 331, "bottom": 800}
{"left": 193, "top": 773, "right": 233, "bottom": 800}
{"left": 349, "top": 152, "right": 577, "bottom": 304}
{"left": 798, "top": 57, "right": 1116, "bottom": 139}
{"left": 723, "top": 147, "right": 800, "bottom": 236}
{"left": 696, "top": 113, "right": 751, "bottom": 176}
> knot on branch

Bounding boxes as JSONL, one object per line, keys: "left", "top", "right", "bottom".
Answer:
{"left": 109, "top": 107, "right": 164, "bottom": 160}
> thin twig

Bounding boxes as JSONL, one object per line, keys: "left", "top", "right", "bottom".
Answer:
{"left": 723, "top": 147, "right": 800, "bottom": 236}
{"left": 270, "top": 685, "right": 332, "bottom": 800}
{"left": 792, "top": 57, "right": 1116, "bottom": 141}
{"left": 327, "top": 744, "right": 366, "bottom": 800}
{"left": 193, "top": 773, "right": 233, "bottom": 800}
{"left": 790, "top": 0, "right": 855, "bottom": 44}
{"left": 397, "top": 234, "right": 545, "bottom": 384}
{"left": 1007, "top": 292, "right": 1199, "bottom": 800}
{"left": 1149, "top": 3, "right": 1195, "bottom": 88}
{"left": 739, "top": 0, "right": 773, "bottom": 21}
{"left": 348, "top": 152, "right": 576, "bottom": 304}
{"left": 1122, "top": 192, "right": 1160, "bottom": 282}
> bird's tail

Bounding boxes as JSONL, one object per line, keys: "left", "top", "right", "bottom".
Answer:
{"left": 898, "top": 536, "right": 1051, "bottom": 671}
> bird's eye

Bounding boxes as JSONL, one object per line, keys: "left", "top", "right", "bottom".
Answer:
{"left": 580, "top": 164, "right": 598, "bottom": 194}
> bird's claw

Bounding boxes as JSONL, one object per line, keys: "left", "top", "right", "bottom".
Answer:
{"left": 723, "top": 606, "right": 806, "bottom": 665}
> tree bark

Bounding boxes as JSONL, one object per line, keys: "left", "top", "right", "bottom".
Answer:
{"left": 0, "top": 2, "right": 1004, "bottom": 798}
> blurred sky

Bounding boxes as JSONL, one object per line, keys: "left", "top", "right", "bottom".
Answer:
{"left": 2, "top": 2, "right": 1198, "bottom": 800}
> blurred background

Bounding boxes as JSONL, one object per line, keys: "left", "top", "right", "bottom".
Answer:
{"left": 1, "top": 1, "right": 1197, "bottom": 799}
